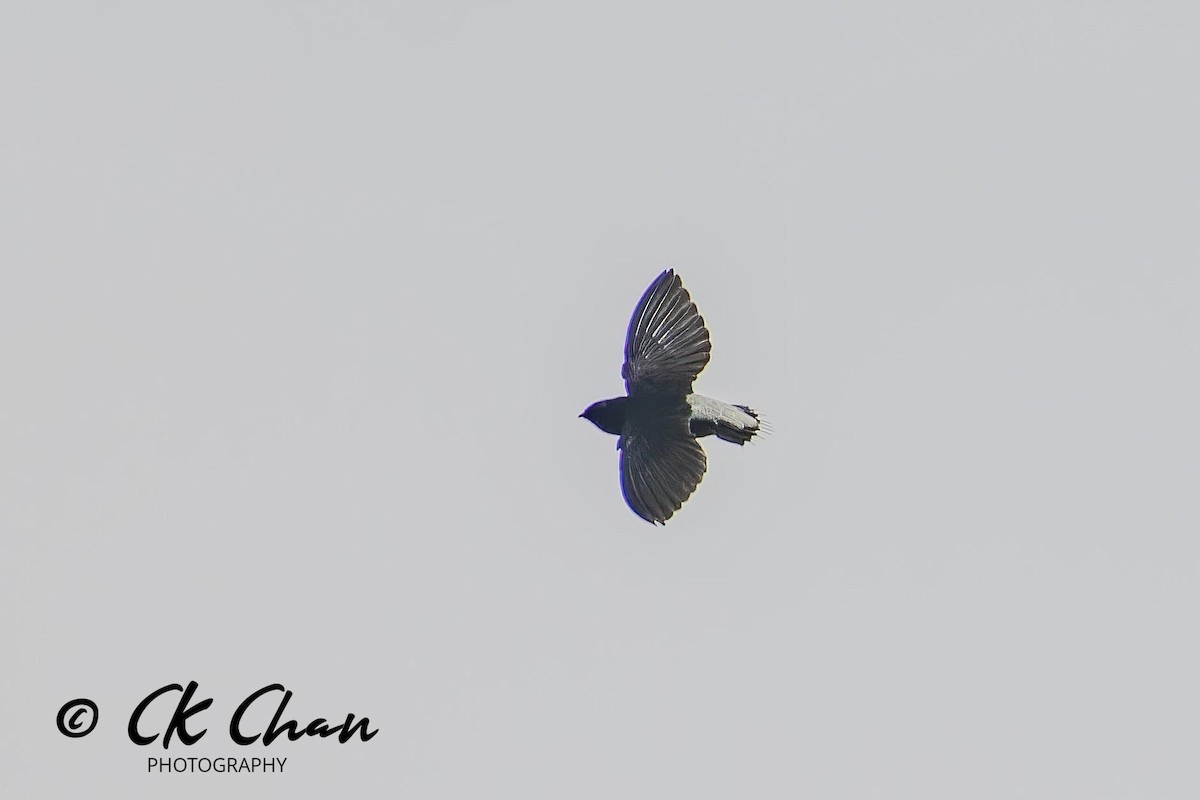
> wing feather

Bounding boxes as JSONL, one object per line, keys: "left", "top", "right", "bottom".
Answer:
{"left": 619, "top": 409, "right": 707, "bottom": 525}
{"left": 622, "top": 270, "right": 711, "bottom": 393}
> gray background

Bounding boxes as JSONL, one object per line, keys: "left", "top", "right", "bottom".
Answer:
{"left": 2, "top": 2, "right": 1197, "bottom": 797}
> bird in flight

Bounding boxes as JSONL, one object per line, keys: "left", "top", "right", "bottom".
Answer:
{"left": 580, "top": 269, "right": 763, "bottom": 524}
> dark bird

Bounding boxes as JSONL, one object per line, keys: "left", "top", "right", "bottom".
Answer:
{"left": 580, "top": 269, "right": 763, "bottom": 524}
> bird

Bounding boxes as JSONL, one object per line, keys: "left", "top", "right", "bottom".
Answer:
{"left": 580, "top": 269, "right": 763, "bottom": 524}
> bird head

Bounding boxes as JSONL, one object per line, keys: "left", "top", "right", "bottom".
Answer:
{"left": 579, "top": 397, "right": 627, "bottom": 435}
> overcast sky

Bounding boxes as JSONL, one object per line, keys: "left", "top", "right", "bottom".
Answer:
{"left": 2, "top": 2, "right": 1198, "bottom": 797}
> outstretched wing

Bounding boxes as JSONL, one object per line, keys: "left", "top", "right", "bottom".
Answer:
{"left": 619, "top": 405, "right": 708, "bottom": 525}
{"left": 622, "top": 270, "right": 711, "bottom": 394}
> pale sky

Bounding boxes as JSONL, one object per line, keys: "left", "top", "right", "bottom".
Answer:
{"left": 2, "top": 2, "right": 1198, "bottom": 797}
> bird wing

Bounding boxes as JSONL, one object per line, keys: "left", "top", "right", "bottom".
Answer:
{"left": 619, "top": 408, "right": 708, "bottom": 525}
{"left": 622, "top": 270, "right": 711, "bottom": 394}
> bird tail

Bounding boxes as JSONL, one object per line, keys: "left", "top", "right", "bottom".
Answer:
{"left": 714, "top": 404, "right": 761, "bottom": 445}
{"left": 689, "top": 394, "right": 763, "bottom": 445}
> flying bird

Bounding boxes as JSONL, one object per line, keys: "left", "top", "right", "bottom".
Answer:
{"left": 580, "top": 269, "right": 763, "bottom": 524}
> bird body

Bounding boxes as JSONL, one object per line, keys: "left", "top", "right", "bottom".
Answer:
{"left": 580, "top": 270, "right": 762, "bottom": 524}
{"left": 585, "top": 394, "right": 760, "bottom": 443}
